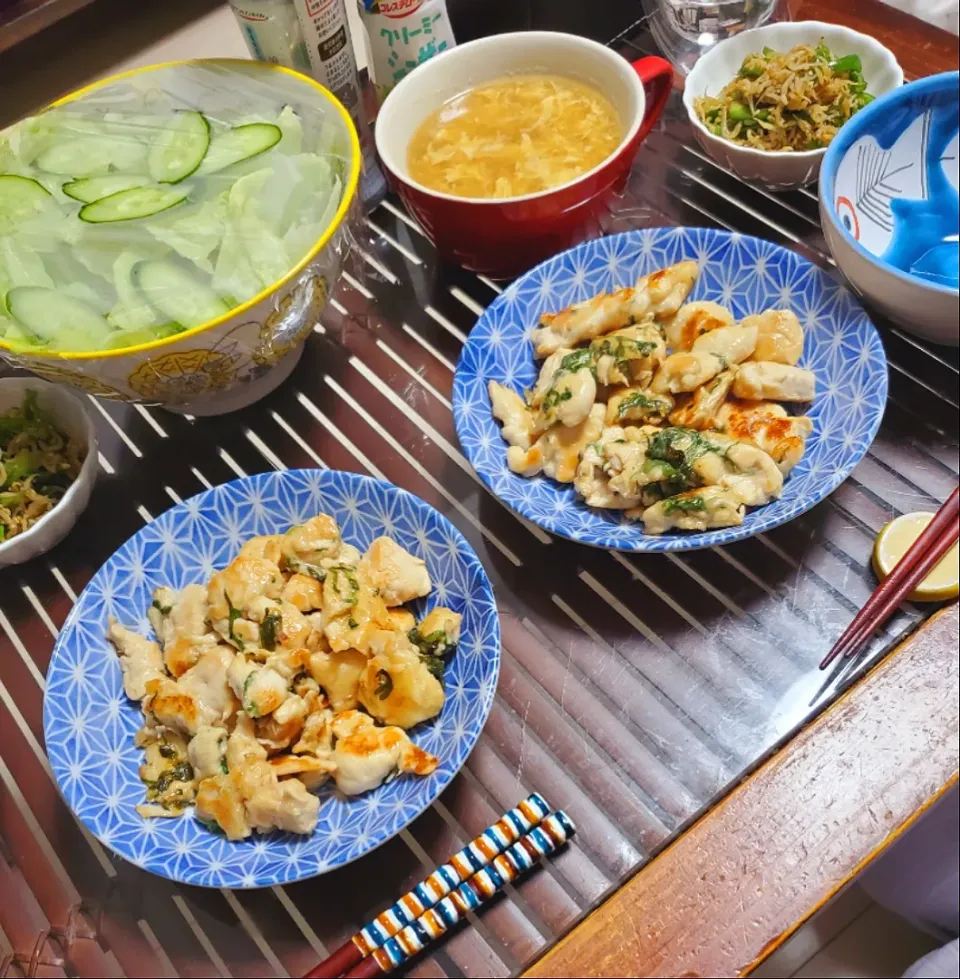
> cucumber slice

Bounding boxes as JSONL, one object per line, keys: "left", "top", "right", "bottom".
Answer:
{"left": 133, "top": 259, "right": 230, "bottom": 328}
{"left": 63, "top": 173, "right": 152, "bottom": 203}
{"left": 34, "top": 137, "right": 115, "bottom": 176}
{"left": 79, "top": 186, "right": 188, "bottom": 223}
{"left": 0, "top": 174, "right": 52, "bottom": 234}
{"left": 104, "top": 321, "right": 183, "bottom": 349}
{"left": 198, "top": 123, "right": 282, "bottom": 175}
{"left": 148, "top": 111, "right": 210, "bottom": 184}
{"left": 6, "top": 286, "right": 111, "bottom": 348}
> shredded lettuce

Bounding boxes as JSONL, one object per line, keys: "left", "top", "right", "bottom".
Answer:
{"left": 43, "top": 248, "right": 115, "bottom": 309}
{"left": 62, "top": 280, "right": 110, "bottom": 309}
{"left": 0, "top": 237, "right": 53, "bottom": 289}
{"left": 7, "top": 114, "right": 58, "bottom": 166}
{"left": 242, "top": 216, "right": 291, "bottom": 289}
{"left": 213, "top": 175, "right": 262, "bottom": 303}
{"left": 107, "top": 251, "right": 159, "bottom": 330}
{"left": 0, "top": 319, "right": 45, "bottom": 351}
{"left": 276, "top": 105, "right": 304, "bottom": 154}
{"left": 73, "top": 232, "right": 126, "bottom": 280}
{"left": 147, "top": 196, "right": 225, "bottom": 273}
{"left": 17, "top": 207, "right": 84, "bottom": 255}
{"left": 1, "top": 89, "right": 346, "bottom": 353}
{"left": 274, "top": 155, "right": 337, "bottom": 234}
{"left": 0, "top": 137, "right": 23, "bottom": 176}
{"left": 235, "top": 168, "right": 296, "bottom": 284}
{"left": 284, "top": 174, "right": 342, "bottom": 266}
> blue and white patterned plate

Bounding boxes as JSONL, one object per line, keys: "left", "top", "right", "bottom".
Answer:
{"left": 42, "top": 469, "right": 500, "bottom": 888}
{"left": 453, "top": 228, "right": 888, "bottom": 552}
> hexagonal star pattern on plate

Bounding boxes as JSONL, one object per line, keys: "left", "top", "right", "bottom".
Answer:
{"left": 43, "top": 469, "right": 500, "bottom": 888}
{"left": 453, "top": 228, "right": 888, "bottom": 552}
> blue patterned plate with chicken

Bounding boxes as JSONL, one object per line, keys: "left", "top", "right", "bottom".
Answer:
{"left": 453, "top": 227, "right": 887, "bottom": 552}
{"left": 42, "top": 469, "right": 500, "bottom": 887}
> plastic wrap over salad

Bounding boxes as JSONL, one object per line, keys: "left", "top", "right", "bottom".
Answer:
{"left": 0, "top": 61, "right": 356, "bottom": 358}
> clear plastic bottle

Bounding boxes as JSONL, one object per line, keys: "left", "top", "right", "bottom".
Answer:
{"left": 228, "top": 0, "right": 312, "bottom": 70}
{"left": 229, "top": 0, "right": 387, "bottom": 207}
{"left": 355, "top": 0, "right": 457, "bottom": 103}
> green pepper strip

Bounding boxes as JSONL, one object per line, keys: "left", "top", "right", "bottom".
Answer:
{"left": 831, "top": 54, "right": 862, "bottom": 74}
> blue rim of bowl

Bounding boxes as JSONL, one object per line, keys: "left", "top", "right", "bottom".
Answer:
{"left": 819, "top": 70, "right": 960, "bottom": 298}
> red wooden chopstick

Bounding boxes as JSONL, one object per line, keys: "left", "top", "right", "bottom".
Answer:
{"left": 839, "top": 529, "right": 959, "bottom": 657}
{"left": 820, "top": 487, "right": 959, "bottom": 670}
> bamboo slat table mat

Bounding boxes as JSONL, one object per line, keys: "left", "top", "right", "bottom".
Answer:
{"left": 1, "top": 10, "right": 958, "bottom": 979}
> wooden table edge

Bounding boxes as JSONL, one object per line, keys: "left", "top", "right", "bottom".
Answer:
{"left": 524, "top": 601, "right": 960, "bottom": 979}
{"left": 0, "top": 0, "right": 100, "bottom": 55}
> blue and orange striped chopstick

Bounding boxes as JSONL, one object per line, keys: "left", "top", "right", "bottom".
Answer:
{"left": 306, "top": 793, "right": 552, "bottom": 978}
{"left": 342, "top": 811, "right": 576, "bottom": 978}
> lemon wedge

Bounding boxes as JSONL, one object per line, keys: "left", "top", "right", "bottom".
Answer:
{"left": 872, "top": 512, "right": 960, "bottom": 602}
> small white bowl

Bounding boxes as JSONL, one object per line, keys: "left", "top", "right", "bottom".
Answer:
{"left": 683, "top": 21, "right": 904, "bottom": 190}
{"left": 0, "top": 378, "right": 98, "bottom": 567}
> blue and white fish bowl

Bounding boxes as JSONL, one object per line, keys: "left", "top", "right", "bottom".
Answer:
{"left": 42, "top": 469, "right": 501, "bottom": 887}
{"left": 820, "top": 71, "right": 959, "bottom": 345}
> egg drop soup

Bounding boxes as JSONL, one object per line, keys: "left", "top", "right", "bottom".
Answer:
{"left": 407, "top": 74, "right": 623, "bottom": 199}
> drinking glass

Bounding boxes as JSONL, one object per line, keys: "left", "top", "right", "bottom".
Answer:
{"left": 643, "top": 0, "right": 785, "bottom": 75}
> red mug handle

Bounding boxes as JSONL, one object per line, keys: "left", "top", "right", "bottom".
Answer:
{"left": 632, "top": 56, "right": 674, "bottom": 144}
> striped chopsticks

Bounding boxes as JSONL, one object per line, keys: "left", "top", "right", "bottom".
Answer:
{"left": 343, "top": 812, "right": 576, "bottom": 978}
{"left": 820, "top": 487, "right": 959, "bottom": 670}
{"left": 305, "top": 793, "right": 575, "bottom": 978}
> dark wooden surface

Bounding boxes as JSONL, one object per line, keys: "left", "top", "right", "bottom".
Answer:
{"left": 788, "top": 0, "right": 960, "bottom": 79}
{"left": 0, "top": 0, "right": 97, "bottom": 54}
{"left": 526, "top": 604, "right": 960, "bottom": 978}
{"left": 1, "top": 2, "right": 958, "bottom": 977}
{"left": 0, "top": 0, "right": 646, "bottom": 61}
{"left": 524, "top": 5, "right": 960, "bottom": 974}
{"left": 0, "top": 0, "right": 229, "bottom": 126}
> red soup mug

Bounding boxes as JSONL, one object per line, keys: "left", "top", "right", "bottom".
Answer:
{"left": 374, "top": 31, "right": 673, "bottom": 279}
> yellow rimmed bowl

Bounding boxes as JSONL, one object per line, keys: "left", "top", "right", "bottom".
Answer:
{"left": 0, "top": 60, "right": 360, "bottom": 415}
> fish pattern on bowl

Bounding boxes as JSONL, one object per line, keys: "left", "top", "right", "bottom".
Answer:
{"left": 819, "top": 71, "right": 959, "bottom": 344}
{"left": 832, "top": 93, "right": 960, "bottom": 290}
{"left": 42, "top": 469, "right": 501, "bottom": 888}
{"left": 452, "top": 227, "right": 888, "bottom": 553}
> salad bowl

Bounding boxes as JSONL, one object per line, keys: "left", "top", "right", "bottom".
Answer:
{"left": 0, "top": 59, "right": 360, "bottom": 414}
